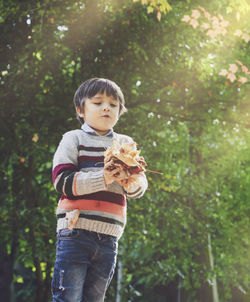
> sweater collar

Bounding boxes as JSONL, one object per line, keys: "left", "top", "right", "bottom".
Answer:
{"left": 81, "top": 123, "right": 113, "bottom": 138}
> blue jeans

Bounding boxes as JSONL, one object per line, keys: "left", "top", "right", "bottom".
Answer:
{"left": 51, "top": 229, "right": 118, "bottom": 302}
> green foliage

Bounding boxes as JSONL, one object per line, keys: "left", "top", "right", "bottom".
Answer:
{"left": 0, "top": 0, "right": 249, "bottom": 301}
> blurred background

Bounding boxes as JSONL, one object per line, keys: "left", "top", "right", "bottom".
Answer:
{"left": 0, "top": 0, "right": 249, "bottom": 301}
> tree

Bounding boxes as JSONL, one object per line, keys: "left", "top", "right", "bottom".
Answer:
{"left": 0, "top": 0, "right": 249, "bottom": 301}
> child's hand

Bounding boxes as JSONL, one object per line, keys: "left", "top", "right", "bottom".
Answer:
{"left": 104, "top": 140, "right": 147, "bottom": 188}
{"left": 117, "top": 172, "right": 145, "bottom": 189}
{"left": 104, "top": 160, "right": 145, "bottom": 190}
{"left": 104, "top": 161, "right": 128, "bottom": 185}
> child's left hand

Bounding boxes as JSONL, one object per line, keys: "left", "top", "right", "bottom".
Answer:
{"left": 117, "top": 172, "right": 145, "bottom": 189}
{"left": 104, "top": 161, "right": 128, "bottom": 185}
{"left": 104, "top": 160, "right": 145, "bottom": 189}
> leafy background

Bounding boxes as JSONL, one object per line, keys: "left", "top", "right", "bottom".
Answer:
{"left": 0, "top": 0, "right": 249, "bottom": 301}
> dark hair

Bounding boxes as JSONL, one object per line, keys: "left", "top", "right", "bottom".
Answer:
{"left": 73, "top": 78, "right": 127, "bottom": 124}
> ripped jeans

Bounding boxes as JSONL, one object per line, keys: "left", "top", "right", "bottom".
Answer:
{"left": 51, "top": 229, "right": 118, "bottom": 302}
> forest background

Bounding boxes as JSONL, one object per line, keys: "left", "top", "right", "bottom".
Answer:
{"left": 0, "top": 0, "right": 249, "bottom": 301}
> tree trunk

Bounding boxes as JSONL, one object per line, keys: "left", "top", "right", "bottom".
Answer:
{"left": 208, "top": 233, "right": 219, "bottom": 302}
{"left": 115, "top": 259, "right": 123, "bottom": 302}
{"left": 0, "top": 156, "right": 19, "bottom": 302}
{"left": 189, "top": 125, "right": 213, "bottom": 301}
{"left": 0, "top": 245, "right": 13, "bottom": 302}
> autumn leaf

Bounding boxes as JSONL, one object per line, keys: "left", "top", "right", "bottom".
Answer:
{"left": 241, "top": 65, "right": 249, "bottom": 75}
{"left": 181, "top": 15, "right": 190, "bottom": 22}
{"left": 20, "top": 157, "right": 26, "bottom": 163}
{"left": 104, "top": 141, "right": 145, "bottom": 170}
{"left": 229, "top": 64, "right": 238, "bottom": 73}
{"left": 182, "top": 6, "right": 229, "bottom": 40}
{"left": 201, "top": 22, "right": 210, "bottom": 30}
{"left": 238, "top": 76, "right": 248, "bottom": 84}
{"left": 32, "top": 133, "right": 39, "bottom": 143}
{"left": 190, "top": 19, "right": 198, "bottom": 28}
{"left": 147, "top": 6, "right": 154, "bottom": 14}
{"left": 234, "top": 29, "right": 242, "bottom": 37}
{"left": 242, "top": 33, "right": 250, "bottom": 43}
{"left": 219, "top": 69, "right": 228, "bottom": 76}
{"left": 198, "top": 6, "right": 205, "bottom": 12}
{"left": 211, "top": 16, "right": 219, "bottom": 26}
{"left": 236, "top": 60, "right": 243, "bottom": 66}
{"left": 203, "top": 10, "right": 211, "bottom": 20}
{"left": 206, "top": 29, "right": 217, "bottom": 39}
{"left": 157, "top": 11, "right": 161, "bottom": 21}
{"left": 191, "top": 10, "right": 201, "bottom": 19}
{"left": 218, "top": 14, "right": 224, "bottom": 21}
{"left": 219, "top": 27, "right": 227, "bottom": 36}
{"left": 213, "top": 27, "right": 224, "bottom": 36}
{"left": 227, "top": 73, "right": 236, "bottom": 83}
{"left": 220, "top": 20, "right": 229, "bottom": 27}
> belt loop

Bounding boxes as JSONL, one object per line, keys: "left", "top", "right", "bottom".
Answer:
{"left": 97, "top": 233, "right": 101, "bottom": 240}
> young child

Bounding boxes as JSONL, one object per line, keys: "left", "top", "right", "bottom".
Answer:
{"left": 51, "top": 78, "right": 148, "bottom": 302}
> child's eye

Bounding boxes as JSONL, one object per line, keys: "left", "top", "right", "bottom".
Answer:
{"left": 94, "top": 102, "right": 101, "bottom": 105}
{"left": 110, "top": 103, "right": 117, "bottom": 107}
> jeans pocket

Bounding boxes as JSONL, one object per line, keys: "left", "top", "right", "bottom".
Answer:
{"left": 57, "top": 229, "right": 80, "bottom": 240}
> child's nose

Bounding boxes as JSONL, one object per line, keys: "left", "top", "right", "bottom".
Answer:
{"left": 103, "top": 104, "right": 110, "bottom": 111}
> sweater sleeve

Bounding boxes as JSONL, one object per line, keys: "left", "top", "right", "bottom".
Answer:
{"left": 52, "top": 131, "right": 107, "bottom": 198}
{"left": 123, "top": 172, "right": 148, "bottom": 199}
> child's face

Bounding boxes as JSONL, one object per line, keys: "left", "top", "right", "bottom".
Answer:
{"left": 78, "top": 92, "right": 120, "bottom": 135}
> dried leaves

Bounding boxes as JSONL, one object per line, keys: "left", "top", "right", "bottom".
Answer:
{"left": 104, "top": 140, "right": 147, "bottom": 188}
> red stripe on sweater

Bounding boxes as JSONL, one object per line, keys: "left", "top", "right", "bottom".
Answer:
{"left": 61, "top": 191, "right": 126, "bottom": 205}
{"left": 58, "top": 198, "right": 126, "bottom": 218}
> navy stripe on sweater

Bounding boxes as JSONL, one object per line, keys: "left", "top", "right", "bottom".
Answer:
{"left": 79, "top": 162, "right": 104, "bottom": 168}
{"left": 78, "top": 145, "right": 106, "bottom": 152}
{"left": 78, "top": 155, "right": 104, "bottom": 168}
{"left": 57, "top": 213, "right": 124, "bottom": 227}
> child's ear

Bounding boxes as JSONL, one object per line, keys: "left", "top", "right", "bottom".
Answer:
{"left": 76, "top": 107, "right": 84, "bottom": 118}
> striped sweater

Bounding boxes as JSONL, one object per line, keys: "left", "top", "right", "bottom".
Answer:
{"left": 52, "top": 123, "right": 148, "bottom": 239}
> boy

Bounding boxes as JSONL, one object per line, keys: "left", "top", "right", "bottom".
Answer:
{"left": 51, "top": 78, "right": 148, "bottom": 302}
